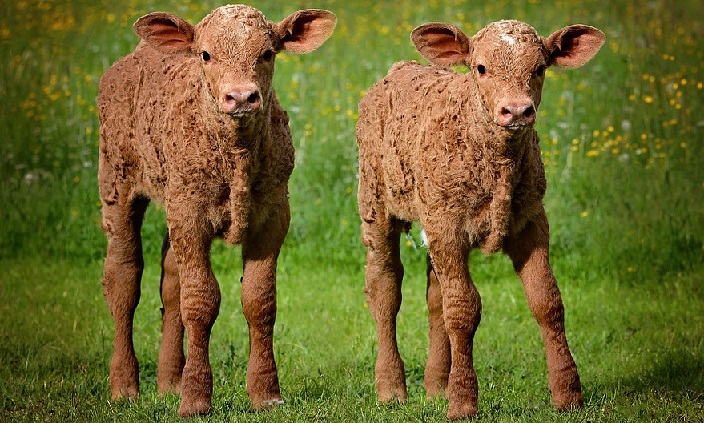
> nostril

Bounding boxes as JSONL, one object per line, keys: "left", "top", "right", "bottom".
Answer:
{"left": 221, "top": 88, "right": 261, "bottom": 114}
{"left": 246, "top": 91, "right": 260, "bottom": 105}
{"left": 497, "top": 102, "right": 536, "bottom": 126}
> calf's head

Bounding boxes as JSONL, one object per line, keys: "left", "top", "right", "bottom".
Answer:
{"left": 133, "top": 5, "right": 336, "bottom": 117}
{"left": 411, "top": 20, "right": 605, "bottom": 130}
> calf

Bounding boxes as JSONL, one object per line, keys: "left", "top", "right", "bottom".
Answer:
{"left": 356, "top": 20, "right": 604, "bottom": 419}
{"left": 98, "top": 5, "right": 335, "bottom": 416}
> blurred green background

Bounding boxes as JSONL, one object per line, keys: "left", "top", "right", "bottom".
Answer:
{"left": 1, "top": 0, "right": 702, "bottom": 421}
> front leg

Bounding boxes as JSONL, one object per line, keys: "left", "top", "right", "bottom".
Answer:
{"left": 240, "top": 202, "right": 290, "bottom": 409}
{"left": 504, "top": 210, "right": 582, "bottom": 410}
{"left": 424, "top": 227, "right": 481, "bottom": 421}
{"left": 167, "top": 213, "right": 221, "bottom": 417}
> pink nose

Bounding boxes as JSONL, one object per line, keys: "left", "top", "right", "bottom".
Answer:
{"left": 497, "top": 101, "right": 536, "bottom": 127}
{"left": 221, "top": 87, "right": 261, "bottom": 115}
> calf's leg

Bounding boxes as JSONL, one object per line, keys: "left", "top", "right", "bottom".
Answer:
{"left": 426, "top": 231, "right": 481, "bottom": 420}
{"left": 167, "top": 216, "right": 220, "bottom": 417}
{"left": 504, "top": 213, "right": 582, "bottom": 410}
{"left": 101, "top": 197, "right": 149, "bottom": 400}
{"left": 424, "top": 254, "right": 451, "bottom": 398}
{"left": 362, "top": 217, "right": 407, "bottom": 403}
{"left": 157, "top": 234, "right": 185, "bottom": 395}
{"left": 240, "top": 205, "right": 290, "bottom": 409}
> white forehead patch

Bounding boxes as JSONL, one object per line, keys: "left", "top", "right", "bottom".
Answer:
{"left": 500, "top": 33, "right": 517, "bottom": 46}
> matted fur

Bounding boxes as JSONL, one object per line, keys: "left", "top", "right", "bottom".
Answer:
{"left": 357, "top": 20, "right": 604, "bottom": 420}
{"left": 98, "top": 5, "right": 335, "bottom": 417}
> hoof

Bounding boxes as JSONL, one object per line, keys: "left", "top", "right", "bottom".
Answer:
{"left": 250, "top": 390, "right": 284, "bottom": 411}
{"left": 553, "top": 391, "right": 583, "bottom": 411}
{"left": 425, "top": 388, "right": 448, "bottom": 400}
{"left": 178, "top": 399, "right": 212, "bottom": 417}
{"left": 109, "top": 358, "right": 139, "bottom": 401}
{"left": 378, "top": 388, "right": 408, "bottom": 404}
{"left": 376, "top": 378, "right": 408, "bottom": 403}
{"left": 157, "top": 381, "right": 182, "bottom": 398}
{"left": 258, "top": 398, "right": 285, "bottom": 409}
{"left": 262, "top": 398, "right": 284, "bottom": 407}
{"left": 447, "top": 402, "right": 478, "bottom": 420}
{"left": 424, "top": 380, "right": 448, "bottom": 399}
{"left": 110, "top": 384, "right": 139, "bottom": 401}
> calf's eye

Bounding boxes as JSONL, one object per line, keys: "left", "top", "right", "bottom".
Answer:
{"left": 201, "top": 51, "right": 211, "bottom": 62}
{"left": 477, "top": 65, "right": 486, "bottom": 75}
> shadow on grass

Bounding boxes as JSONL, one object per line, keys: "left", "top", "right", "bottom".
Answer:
{"left": 585, "top": 348, "right": 704, "bottom": 422}
{"left": 620, "top": 350, "right": 704, "bottom": 396}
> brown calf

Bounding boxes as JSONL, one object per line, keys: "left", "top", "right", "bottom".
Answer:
{"left": 98, "top": 5, "right": 335, "bottom": 416}
{"left": 356, "top": 20, "right": 604, "bottom": 419}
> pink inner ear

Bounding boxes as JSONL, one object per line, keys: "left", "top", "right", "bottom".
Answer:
{"left": 283, "top": 20, "right": 311, "bottom": 45}
{"left": 548, "top": 26, "right": 605, "bottom": 68}
{"left": 424, "top": 32, "right": 453, "bottom": 45}
{"left": 437, "top": 50, "right": 463, "bottom": 60}
{"left": 134, "top": 13, "right": 195, "bottom": 54}
{"left": 426, "top": 36, "right": 460, "bottom": 52}
{"left": 416, "top": 30, "right": 461, "bottom": 51}
{"left": 147, "top": 21, "right": 191, "bottom": 47}
{"left": 412, "top": 24, "right": 470, "bottom": 67}
{"left": 417, "top": 37, "right": 466, "bottom": 66}
{"left": 278, "top": 10, "right": 336, "bottom": 54}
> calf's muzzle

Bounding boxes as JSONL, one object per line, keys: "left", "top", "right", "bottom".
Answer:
{"left": 496, "top": 101, "right": 536, "bottom": 127}
{"left": 221, "top": 84, "right": 262, "bottom": 115}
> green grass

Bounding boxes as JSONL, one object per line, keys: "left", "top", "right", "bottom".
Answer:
{"left": 1, "top": 0, "right": 703, "bottom": 421}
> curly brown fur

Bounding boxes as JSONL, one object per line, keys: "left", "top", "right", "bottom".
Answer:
{"left": 98, "top": 5, "right": 335, "bottom": 417}
{"left": 356, "top": 20, "right": 604, "bottom": 420}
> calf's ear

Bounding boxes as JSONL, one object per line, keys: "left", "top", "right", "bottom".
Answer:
{"left": 133, "top": 12, "right": 195, "bottom": 54}
{"left": 545, "top": 25, "right": 605, "bottom": 68}
{"left": 411, "top": 23, "right": 470, "bottom": 67}
{"left": 276, "top": 10, "right": 337, "bottom": 54}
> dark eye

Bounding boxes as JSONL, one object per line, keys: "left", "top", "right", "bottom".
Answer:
{"left": 536, "top": 65, "right": 546, "bottom": 76}
{"left": 261, "top": 50, "right": 274, "bottom": 62}
{"left": 201, "top": 51, "right": 211, "bottom": 62}
{"left": 477, "top": 64, "right": 486, "bottom": 75}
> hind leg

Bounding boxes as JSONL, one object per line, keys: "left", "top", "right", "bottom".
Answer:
{"left": 504, "top": 211, "right": 582, "bottom": 410}
{"left": 157, "top": 234, "right": 185, "bottom": 395}
{"left": 424, "top": 254, "right": 451, "bottom": 398}
{"left": 101, "top": 196, "right": 149, "bottom": 400}
{"left": 362, "top": 215, "right": 407, "bottom": 403}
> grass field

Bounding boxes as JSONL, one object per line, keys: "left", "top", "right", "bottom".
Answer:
{"left": 1, "top": 0, "right": 703, "bottom": 421}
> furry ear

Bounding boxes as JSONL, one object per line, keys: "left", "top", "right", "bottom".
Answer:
{"left": 133, "top": 12, "right": 195, "bottom": 54}
{"left": 411, "top": 23, "right": 471, "bottom": 66}
{"left": 545, "top": 25, "right": 605, "bottom": 68}
{"left": 275, "top": 9, "right": 337, "bottom": 54}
